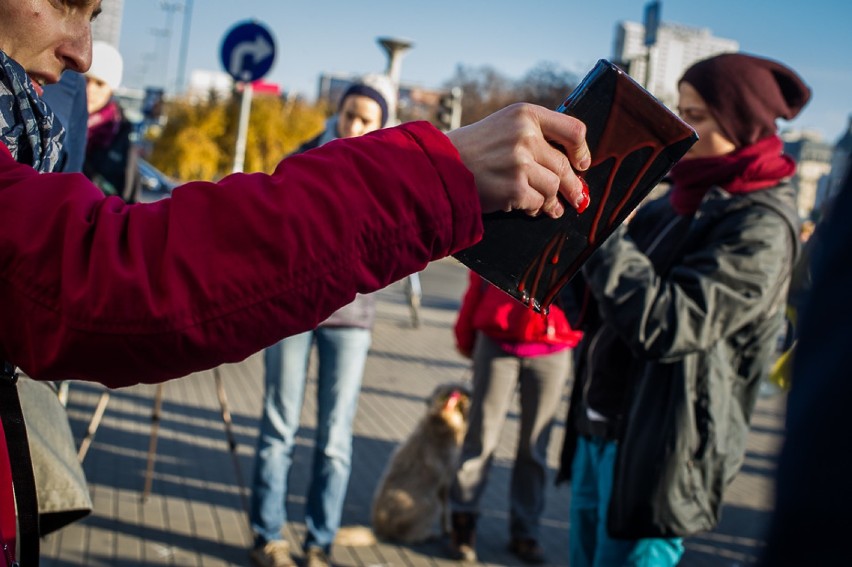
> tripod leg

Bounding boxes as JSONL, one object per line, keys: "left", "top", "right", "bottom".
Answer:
{"left": 214, "top": 367, "right": 250, "bottom": 515}
{"left": 142, "top": 383, "right": 165, "bottom": 502}
{"left": 77, "top": 389, "right": 110, "bottom": 462}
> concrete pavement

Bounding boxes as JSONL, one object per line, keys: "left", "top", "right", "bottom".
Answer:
{"left": 41, "top": 258, "right": 786, "bottom": 566}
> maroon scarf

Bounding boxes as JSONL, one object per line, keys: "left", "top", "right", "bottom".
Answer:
{"left": 668, "top": 135, "right": 796, "bottom": 215}
{"left": 86, "top": 98, "right": 121, "bottom": 151}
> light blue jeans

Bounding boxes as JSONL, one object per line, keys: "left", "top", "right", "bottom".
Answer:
{"left": 569, "top": 435, "right": 684, "bottom": 567}
{"left": 249, "top": 326, "right": 371, "bottom": 553}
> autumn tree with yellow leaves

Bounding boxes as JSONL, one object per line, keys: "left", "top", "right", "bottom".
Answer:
{"left": 147, "top": 61, "right": 578, "bottom": 182}
{"left": 148, "top": 92, "right": 327, "bottom": 182}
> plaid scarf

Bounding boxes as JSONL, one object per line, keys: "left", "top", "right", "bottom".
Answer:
{"left": 0, "top": 50, "right": 65, "bottom": 173}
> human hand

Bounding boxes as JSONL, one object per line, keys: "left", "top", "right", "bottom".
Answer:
{"left": 446, "top": 103, "right": 591, "bottom": 219}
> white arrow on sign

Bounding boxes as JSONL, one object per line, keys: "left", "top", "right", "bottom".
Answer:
{"left": 229, "top": 34, "right": 274, "bottom": 81}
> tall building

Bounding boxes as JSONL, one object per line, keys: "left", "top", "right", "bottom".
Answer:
{"left": 92, "top": 0, "right": 124, "bottom": 48}
{"left": 613, "top": 21, "right": 738, "bottom": 109}
{"left": 782, "top": 131, "right": 833, "bottom": 220}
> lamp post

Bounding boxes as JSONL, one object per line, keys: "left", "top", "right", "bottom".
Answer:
{"left": 148, "top": 27, "right": 170, "bottom": 90}
{"left": 175, "top": 0, "right": 194, "bottom": 94}
{"left": 642, "top": 0, "right": 661, "bottom": 90}
{"left": 377, "top": 37, "right": 413, "bottom": 125}
{"left": 159, "top": 1, "right": 182, "bottom": 93}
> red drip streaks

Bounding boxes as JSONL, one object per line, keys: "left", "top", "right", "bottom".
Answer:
{"left": 551, "top": 235, "right": 566, "bottom": 265}
{"left": 607, "top": 147, "right": 663, "bottom": 227}
{"left": 530, "top": 72, "right": 695, "bottom": 310}
{"left": 542, "top": 256, "right": 587, "bottom": 308}
{"left": 587, "top": 163, "right": 617, "bottom": 246}
{"left": 518, "top": 233, "right": 562, "bottom": 307}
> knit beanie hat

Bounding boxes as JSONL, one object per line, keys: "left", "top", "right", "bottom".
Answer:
{"left": 339, "top": 73, "right": 396, "bottom": 127}
{"left": 679, "top": 52, "right": 811, "bottom": 148}
{"left": 86, "top": 41, "right": 124, "bottom": 91}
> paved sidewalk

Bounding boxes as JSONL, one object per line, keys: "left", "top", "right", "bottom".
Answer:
{"left": 41, "top": 258, "right": 786, "bottom": 566}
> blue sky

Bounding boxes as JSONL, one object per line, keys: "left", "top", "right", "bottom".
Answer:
{"left": 120, "top": 0, "right": 852, "bottom": 143}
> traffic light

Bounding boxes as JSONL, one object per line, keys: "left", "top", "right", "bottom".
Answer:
{"left": 436, "top": 87, "right": 462, "bottom": 131}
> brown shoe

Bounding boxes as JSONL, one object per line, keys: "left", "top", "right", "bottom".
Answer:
{"left": 508, "top": 537, "right": 546, "bottom": 565}
{"left": 448, "top": 512, "right": 477, "bottom": 563}
{"left": 304, "top": 546, "right": 331, "bottom": 567}
{"left": 250, "top": 540, "right": 296, "bottom": 567}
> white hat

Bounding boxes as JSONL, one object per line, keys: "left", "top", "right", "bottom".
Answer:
{"left": 359, "top": 73, "right": 397, "bottom": 110}
{"left": 86, "top": 41, "right": 124, "bottom": 91}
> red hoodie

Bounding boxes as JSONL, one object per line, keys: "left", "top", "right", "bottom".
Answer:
{"left": 455, "top": 271, "right": 583, "bottom": 357}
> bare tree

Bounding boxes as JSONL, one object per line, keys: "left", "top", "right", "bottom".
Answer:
{"left": 516, "top": 61, "right": 579, "bottom": 110}
{"left": 443, "top": 62, "right": 578, "bottom": 127}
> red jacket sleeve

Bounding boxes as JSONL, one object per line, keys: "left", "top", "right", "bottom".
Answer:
{"left": 0, "top": 121, "right": 482, "bottom": 386}
{"left": 454, "top": 270, "right": 484, "bottom": 355}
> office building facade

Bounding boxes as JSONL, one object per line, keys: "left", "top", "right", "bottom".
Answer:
{"left": 613, "top": 21, "right": 738, "bottom": 109}
{"left": 92, "top": 0, "right": 124, "bottom": 48}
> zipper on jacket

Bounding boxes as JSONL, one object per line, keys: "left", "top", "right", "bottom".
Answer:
{"left": 3, "top": 542, "right": 18, "bottom": 567}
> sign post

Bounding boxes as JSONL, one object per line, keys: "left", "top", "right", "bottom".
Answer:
{"left": 220, "top": 21, "right": 276, "bottom": 173}
{"left": 642, "top": 1, "right": 661, "bottom": 90}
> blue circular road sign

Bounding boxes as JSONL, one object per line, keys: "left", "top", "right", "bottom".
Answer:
{"left": 220, "top": 21, "right": 276, "bottom": 82}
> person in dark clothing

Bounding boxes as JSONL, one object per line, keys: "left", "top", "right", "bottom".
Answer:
{"left": 759, "top": 161, "right": 852, "bottom": 566}
{"left": 557, "top": 53, "right": 810, "bottom": 567}
{"left": 82, "top": 40, "right": 139, "bottom": 202}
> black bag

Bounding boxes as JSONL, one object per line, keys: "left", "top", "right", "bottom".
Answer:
{"left": 83, "top": 119, "right": 140, "bottom": 203}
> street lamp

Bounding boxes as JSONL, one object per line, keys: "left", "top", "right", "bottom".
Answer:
{"left": 159, "top": 1, "right": 182, "bottom": 93}
{"left": 377, "top": 36, "right": 413, "bottom": 125}
{"left": 175, "top": 0, "right": 194, "bottom": 94}
{"left": 642, "top": 0, "right": 661, "bottom": 90}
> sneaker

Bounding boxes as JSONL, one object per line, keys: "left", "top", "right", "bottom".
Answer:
{"left": 448, "top": 512, "right": 477, "bottom": 563}
{"left": 305, "top": 546, "right": 331, "bottom": 567}
{"left": 508, "top": 537, "right": 546, "bottom": 565}
{"left": 250, "top": 540, "right": 296, "bottom": 567}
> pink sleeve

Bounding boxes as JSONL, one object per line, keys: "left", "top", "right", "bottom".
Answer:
{"left": 0, "top": 122, "right": 482, "bottom": 386}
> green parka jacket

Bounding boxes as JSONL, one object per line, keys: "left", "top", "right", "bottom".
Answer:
{"left": 557, "top": 182, "right": 799, "bottom": 538}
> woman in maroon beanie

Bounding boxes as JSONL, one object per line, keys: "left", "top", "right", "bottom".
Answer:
{"left": 556, "top": 52, "right": 810, "bottom": 567}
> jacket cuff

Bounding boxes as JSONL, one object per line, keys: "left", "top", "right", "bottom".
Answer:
{"left": 398, "top": 121, "right": 482, "bottom": 254}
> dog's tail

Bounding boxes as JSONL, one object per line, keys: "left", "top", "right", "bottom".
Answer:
{"left": 335, "top": 525, "right": 377, "bottom": 547}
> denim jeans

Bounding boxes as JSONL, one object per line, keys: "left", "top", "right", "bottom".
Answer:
{"left": 569, "top": 435, "right": 684, "bottom": 567}
{"left": 249, "top": 326, "right": 371, "bottom": 553}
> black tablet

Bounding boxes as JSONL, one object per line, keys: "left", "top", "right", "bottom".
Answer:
{"left": 454, "top": 59, "right": 698, "bottom": 312}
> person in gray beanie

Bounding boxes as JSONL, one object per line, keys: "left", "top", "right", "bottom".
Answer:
{"left": 248, "top": 74, "right": 394, "bottom": 567}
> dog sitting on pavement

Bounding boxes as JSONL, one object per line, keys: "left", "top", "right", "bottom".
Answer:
{"left": 370, "top": 383, "right": 471, "bottom": 543}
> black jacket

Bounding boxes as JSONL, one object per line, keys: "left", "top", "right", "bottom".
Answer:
{"left": 557, "top": 182, "right": 799, "bottom": 537}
